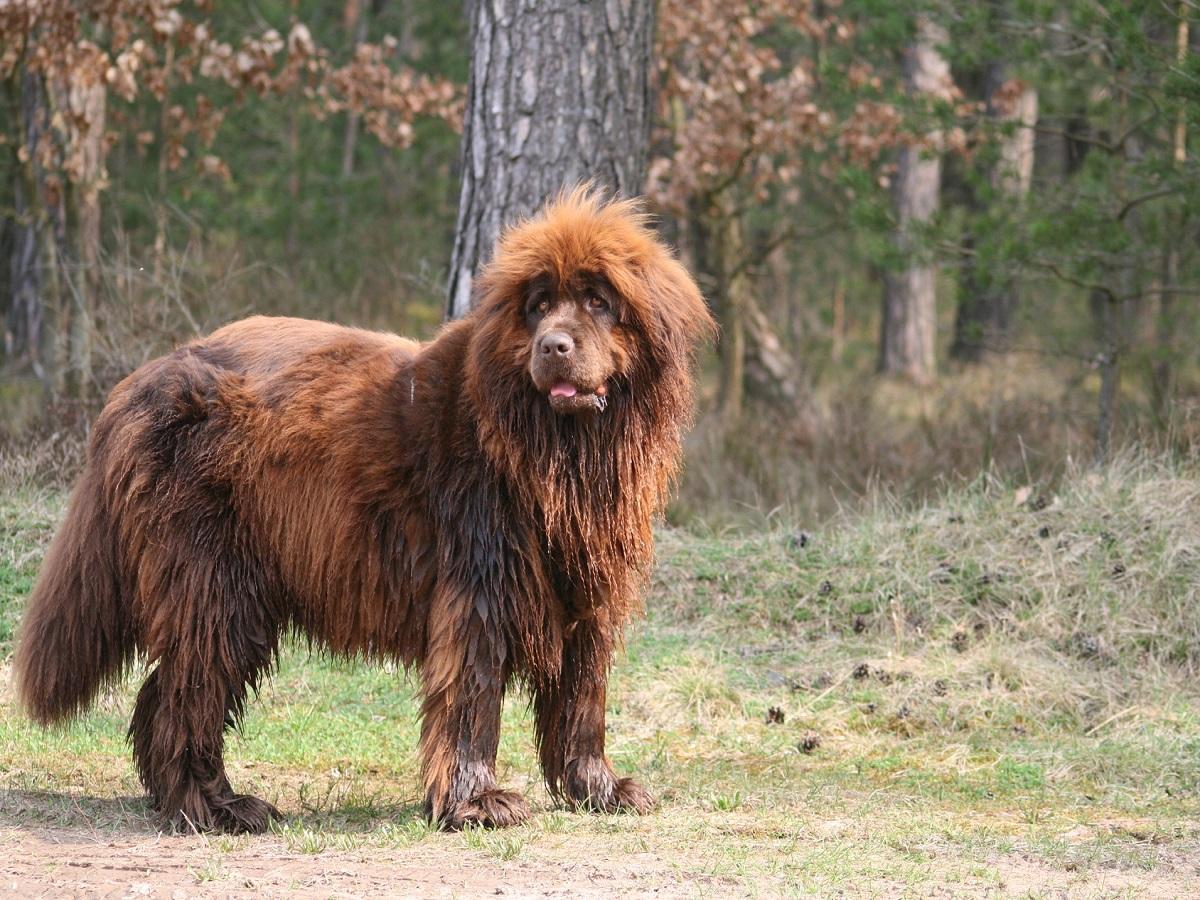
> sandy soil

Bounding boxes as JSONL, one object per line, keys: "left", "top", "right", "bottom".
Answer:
{"left": 0, "top": 825, "right": 732, "bottom": 899}
{"left": 4, "top": 821, "right": 1200, "bottom": 899}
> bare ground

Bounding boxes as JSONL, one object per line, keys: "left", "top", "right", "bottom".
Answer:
{"left": 2, "top": 804, "right": 1199, "bottom": 899}
{"left": 0, "top": 825, "right": 725, "bottom": 899}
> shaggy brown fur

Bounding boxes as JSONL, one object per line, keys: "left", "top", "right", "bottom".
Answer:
{"left": 14, "top": 189, "right": 713, "bottom": 834}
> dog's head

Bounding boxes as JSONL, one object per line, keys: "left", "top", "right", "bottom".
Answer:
{"left": 468, "top": 187, "right": 714, "bottom": 419}
{"left": 521, "top": 268, "right": 625, "bottom": 414}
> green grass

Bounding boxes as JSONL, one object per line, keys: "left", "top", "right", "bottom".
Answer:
{"left": 2, "top": 456, "right": 1199, "bottom": 895}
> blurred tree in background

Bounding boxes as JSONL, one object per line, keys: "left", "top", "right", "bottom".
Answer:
{"left": 1, "top": 0, "right": 1198, "bottom": 521}
{"left": 878, "top": 15, "right": 955, "bottom": 385}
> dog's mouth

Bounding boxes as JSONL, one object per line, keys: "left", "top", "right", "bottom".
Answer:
{"left": 547, "top": 381, "right": 608, "bottom": 414}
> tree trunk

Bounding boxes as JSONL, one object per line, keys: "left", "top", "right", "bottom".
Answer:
{"left": 881, "top": 262, "right": 937, "bottom": 383}
{"left": 1150, "top": 4, "right": 1188, "bottom": 424}
{"left": 153, "top": 41, "right": 174, "bottom": 282}
{"left": 75, "top": 90, "right": 105, "bottom": 398}
{"left": 952, "top": 62, "right": 1037, "bottom": 361}
{"left": 1151, "top": 244, "right": 1179, "bottom": 424}
{"left": 339, "top": 1, "right": 369, "bottom": 180}
{"left": 719, "top": 300, "right": 746, "bottom": 421}
{"left": 831, "top": 279, "right": 845, "bottom": 364}
{"left": 710, "top": 213, "right": 748, "bottom": 422}
{"left": 743, "top": 296, "right": 807, "bottom": 413}
{"left": 4, "top": 71, "right": 46, "bottom": 381}
{"left": 336, "top": 0, "right": 373, "bottom": 246}
{"left": 1093, "top": 290, "right": 1119, "bottom": 466}
{"left": 879, "top": 17, "right": 950, "bottom": 384}
{"left": 48, "top": 68, "right": 106, "bottom": 398}
{"left": 701, "top": 199, "right": 805, "bottom": 423}
{"left": 19, "top": 68, "right": 71, "bottom": 395}
{"left": 4, "top": 182, "right": 45, "bottom": 379}
{"left": 445, "top": 0, "right": 655, "bottom": 320}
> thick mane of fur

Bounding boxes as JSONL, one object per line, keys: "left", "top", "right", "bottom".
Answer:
{"left": 14, "top": 188, "right": 713, "bottom": 835}
{"left": 467, "top": 188, "right": 714, "bottom": 625}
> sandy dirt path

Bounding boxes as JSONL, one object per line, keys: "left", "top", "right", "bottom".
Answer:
{"left": 5, "top": 823, "right": 1200, "bottom": 898}
{"left": 0, "top": 825, "right": 739, "bottom": 899}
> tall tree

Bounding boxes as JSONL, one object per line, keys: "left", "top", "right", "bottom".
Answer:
{"left": 49, "top": 58, "right": 108, "bottom": 396}
{"left": 951, "top": 64, "right": 1037, "bottom": 361}
{"left": 445, "top": 0, "right": 655, "bottom": 320}
{"left": 1150, "top": 4, "right": 1190, "bottom": 422}
{"left": 2, "top": 71, "right": 50, "bottom": 382}
{"left": 879, "top": 16, "right": 954, "bottom": 384}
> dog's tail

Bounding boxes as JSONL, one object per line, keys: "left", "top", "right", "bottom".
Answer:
{"left": 14, "top": 465, "right": 134, "bottom": 726}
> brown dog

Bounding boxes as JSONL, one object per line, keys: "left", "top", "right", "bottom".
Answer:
{"left": 14, "top": 189, "right": 713, "bottom": 833}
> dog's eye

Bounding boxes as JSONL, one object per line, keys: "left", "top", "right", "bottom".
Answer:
{"left": 536, "top": 300, "right": 551, "bottom": 315}
{"left": 587, "top": 296, "right": 608, "bottom": 312}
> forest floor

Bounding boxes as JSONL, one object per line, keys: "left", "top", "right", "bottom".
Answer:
{"left": 2, "top": 456, "right": 1199, "bottom": 898}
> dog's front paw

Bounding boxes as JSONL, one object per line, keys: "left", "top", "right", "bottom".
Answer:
{"left": 610, "top": 776, "right": 654, "bottom": 814}
{"left": 443, "top": 788, "right": 531, "bottom": 830}
{"left": 163, "top": 792, "right": 281, "bottom": 835}
{"left": 564, "top": 758, "right": 654, "bottom": 814}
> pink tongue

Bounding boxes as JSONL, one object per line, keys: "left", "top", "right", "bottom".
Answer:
{"left": 550, "top": 383, "right": 578, "bottom": 398}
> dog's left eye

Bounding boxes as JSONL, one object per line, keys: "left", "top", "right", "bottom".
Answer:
{"left": 587, "top": 296, "right": 608, "bottom": 312}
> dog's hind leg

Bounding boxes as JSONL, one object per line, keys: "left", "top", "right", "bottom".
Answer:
{"left": 130, "top": 556, "right": 284, "bottom": 834}
{"left": 116, "top": 356, "right": 287, "bottom": 833}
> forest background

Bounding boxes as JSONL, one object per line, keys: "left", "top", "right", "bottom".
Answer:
{"left": 2, "top": 0, "right": 1198, "bottom": 526}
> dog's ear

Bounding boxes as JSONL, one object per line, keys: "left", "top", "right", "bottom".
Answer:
{"left": 630, "top": 254, "right": 716, "bottom": 365}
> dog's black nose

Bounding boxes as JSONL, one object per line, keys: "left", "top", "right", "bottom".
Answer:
{"left": 539, "top": 331, "right": 574, "bottom": 356}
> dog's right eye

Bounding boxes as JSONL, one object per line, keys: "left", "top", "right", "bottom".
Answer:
{"left": 524, "top": 297, "right": 550, "bottom": 326}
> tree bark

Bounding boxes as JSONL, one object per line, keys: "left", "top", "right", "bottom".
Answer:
{"left": 446, "top": 0, "right": 655, "bottom": 320}
{"left": 710, "top": 208, "right": 746, "bottom": 420}
{"left": 1150, "top": 244, "right": 1179, "bottom": 424}
{"left": 1093, "top": 289, "right": 1120, "bottom": 466}
{"left": 831, "top": 279, "right": 845, "bottom": 364}
{"left": 952, "top": 62, "right": 1037, "bottom": 361}
{"left": 743, "top": 295, "right": 806, "bottom": 412}
{"left": 879, "top": 17, "right": 950, "bottom": 384}
{"left": 48, "top": 68, "right": 106, "bottom": 398}
{"left": 152, "top": 41, "right": 174, "bottom": 282}
{"left": 1150, "top": 4, "right": 1188, "bottom": 423}
{"left": 339, "top": 2, "right": 370, "bottom": 179}
{"left": 74, "top": 85, "right": 105, "bottom": 398}
{"left": 4, "top": 182, "right": 44, "bottom": 380}
{"left": 4, "top": 71, "right": 46, "bottom": 381}
{"left": 336, "top": 0, "right": 373, "bottom": 247}
{"left": 698, "top": 197, "right": 805, "bottom": 423}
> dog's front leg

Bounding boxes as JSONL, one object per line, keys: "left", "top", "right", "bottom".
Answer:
{"left": 418, "top": 584, "right": 528, "bottom": 829}
{"left": 533, "top": 617, "right": 653, "bottom": 815}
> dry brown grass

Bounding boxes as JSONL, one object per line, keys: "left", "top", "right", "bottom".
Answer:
{"left": 674, "top": 360, "right": 1200, "bottom": 526}
{"left": 662, "top": 450, "right": 1200, "bottom": 672}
